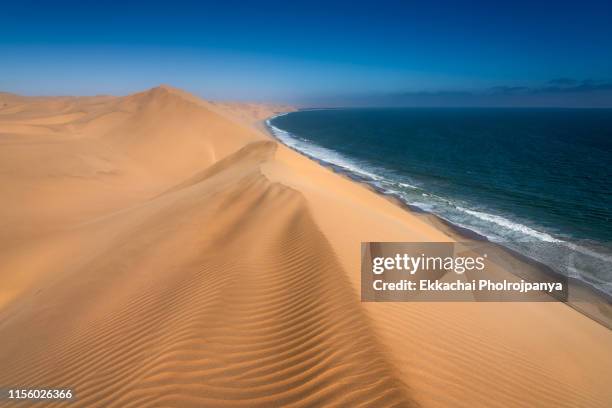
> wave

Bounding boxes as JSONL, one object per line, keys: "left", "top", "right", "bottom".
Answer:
{"left": 456, "top": 207, "right": 562, "bottom": 243}
{"left": 267, "top": 118, "right": 385, "bottom": 182}
{"left": 266, "top": 115, "right": 612, "bottom": 296}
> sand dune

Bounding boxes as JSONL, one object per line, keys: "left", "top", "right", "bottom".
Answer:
{"left": 0, "top": 86, "right": 610, "bottom": 407}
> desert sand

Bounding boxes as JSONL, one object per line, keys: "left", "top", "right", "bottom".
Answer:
{"left": 0, "top": 86, "right": 610, "bottom": 407}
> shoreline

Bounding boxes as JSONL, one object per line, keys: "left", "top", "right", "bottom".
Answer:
{"left": 261, "top": 113, "right": 612, "bottom": 329}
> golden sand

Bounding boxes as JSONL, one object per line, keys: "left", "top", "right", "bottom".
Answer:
{"left": 0, "top": 86, "right": 610, "bottom": 407}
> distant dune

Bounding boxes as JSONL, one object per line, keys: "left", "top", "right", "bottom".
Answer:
{"left": 0, "top": 86, "right": 610, "bottom": 407}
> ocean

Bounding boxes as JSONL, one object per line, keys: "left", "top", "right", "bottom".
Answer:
{"left": 267, "top": 108, "right": 612, "bottom": 296}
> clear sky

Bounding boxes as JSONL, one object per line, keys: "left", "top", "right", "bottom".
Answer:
{"left": 2, "top": 0, "right": 611, "bottom": 106}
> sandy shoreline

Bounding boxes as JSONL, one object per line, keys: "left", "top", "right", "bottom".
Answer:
{"left": 0, "top": 86, "right": 611, "bottom": 407}
{"left": 261, "top": 114, "right": 612, "bottom": 329}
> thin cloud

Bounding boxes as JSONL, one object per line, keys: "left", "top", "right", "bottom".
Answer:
{"left": 304, "top": 79, "right": 612, "bottom": 108}
{"left": 416, "top": 79, "right": 612, "bottom": 97}
{"left": 535, "top": 79, "right": 612, "bottom": 94}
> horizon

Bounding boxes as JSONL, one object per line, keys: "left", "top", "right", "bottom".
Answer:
{"left": 2, "top": 0, "right": 612, "bottom": 107}
{"left": 4, "top": 84, "right": 612, "bottom": 109}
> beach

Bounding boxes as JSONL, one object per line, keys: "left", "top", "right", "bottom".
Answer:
{"left": 0, "top": 86, "right": 611, "bottom": 407}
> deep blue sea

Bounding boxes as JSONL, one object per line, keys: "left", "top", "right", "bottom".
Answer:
{"left": 268, "top": 108, "right": 612, "bottom": 295}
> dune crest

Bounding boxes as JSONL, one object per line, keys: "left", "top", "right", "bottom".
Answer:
{"left": 0, "top": 87, "right": 413, "bottom": 407}
{"left": 0, "top": 86, "right": 610, "bottom": 407}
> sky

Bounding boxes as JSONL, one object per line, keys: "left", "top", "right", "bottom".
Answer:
{"left": 1, "top": 0, "right": 612, "bottom": 106}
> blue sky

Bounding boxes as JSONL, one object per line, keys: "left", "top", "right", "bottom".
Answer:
{"left": 1, "top": 0, "right": 611, "bottom": 106}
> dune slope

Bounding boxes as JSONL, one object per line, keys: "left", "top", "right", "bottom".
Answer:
{"left": 0, "top": 86, "right": 610, "bottom": 407}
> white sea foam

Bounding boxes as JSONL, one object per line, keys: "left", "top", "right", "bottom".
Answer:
{"left": 563, "top": 241, "right": 612, "bottom": 264}
{"left": 398, "top": 182, "right": 418, "bottom": 189}
{"left": 407, "top": 201, "right": 435, "bottom": 212}
{"left": 457, "top": 207, "right": 562, "bottom": 243}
